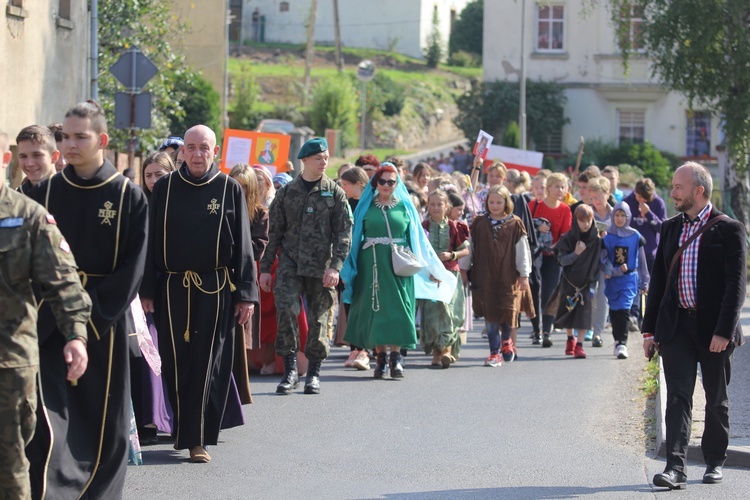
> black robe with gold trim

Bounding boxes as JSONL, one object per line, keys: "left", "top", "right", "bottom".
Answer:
{"left": 141, "top": 163, "right": 258, "bottom": 451}
{"left": 27, "top": 160, "right": 148, "bottom": 500}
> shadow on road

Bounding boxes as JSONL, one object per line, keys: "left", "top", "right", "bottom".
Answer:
{"left": 379, "top": 484, "right": 656, "bottom": 499}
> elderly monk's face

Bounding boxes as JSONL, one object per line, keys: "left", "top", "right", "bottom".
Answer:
{"left": 182, "top": 126, "right": 219, "bottom": 178}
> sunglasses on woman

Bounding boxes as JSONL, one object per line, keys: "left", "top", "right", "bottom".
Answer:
{"left": 377, "top": 179, "right": 397, "bottom": 186}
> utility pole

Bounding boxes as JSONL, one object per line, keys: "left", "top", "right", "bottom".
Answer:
{"left": 302, "top": 0, "right": 318, "bottom": 106}
{"left": 519, "top": 0, "right": 527, "bottom": 151}
{"left": 333, "top": 0, "right": 344, "bottom": 73}
{"left": 90, "top": 0, "right": 99, "bottom": 100}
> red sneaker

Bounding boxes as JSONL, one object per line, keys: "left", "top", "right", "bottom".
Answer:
{"left": 574, "top": 343, "right": 587, "bottom": 359}
{"left": 484, "top": 353, "right": 502, "bottom": 367}
{"left": 565, "top": 336, "right": 577, "bottom": 355}
{"left": 501, "top": 340, "right": 516, "bottom": 362}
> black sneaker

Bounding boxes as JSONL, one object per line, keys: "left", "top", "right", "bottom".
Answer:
{"left": 542, "top": 334, "right": 553, "bottom": 348}
{"left": 532, "top": 332, "right": 542, "bottom": 345}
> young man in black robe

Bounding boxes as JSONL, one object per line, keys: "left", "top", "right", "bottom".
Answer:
{"left": 141, "top": 124, "right": 258, "bottom": 464}
{"left": 27, "top": 101, "right": 149, "bottom": 499}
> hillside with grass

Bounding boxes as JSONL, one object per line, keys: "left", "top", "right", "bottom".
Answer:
{"left": 227, "top": 43, "right": 480, "bottom": 159}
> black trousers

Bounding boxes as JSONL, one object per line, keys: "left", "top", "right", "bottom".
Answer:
{"left": 660, "top": 308, "right": 734, "bottom": 472}
{"left": 610, "top": 309, "right": 630, "bottom": 344}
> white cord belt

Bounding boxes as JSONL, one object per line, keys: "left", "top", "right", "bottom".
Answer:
{"left": 362, "top": 237, "right": 406, "bottom": 311}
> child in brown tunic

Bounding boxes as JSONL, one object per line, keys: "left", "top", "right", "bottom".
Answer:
{"left": 470, "top": 186, "right": 532, "bottom": 367}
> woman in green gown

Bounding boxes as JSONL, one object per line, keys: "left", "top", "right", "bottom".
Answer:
{"left": 342, "top": 164, "right": 457, "bottom": 379}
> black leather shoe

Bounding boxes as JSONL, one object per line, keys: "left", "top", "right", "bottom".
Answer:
{"left": 389, "top": 351, "right": 404, "bottom": 378}
{"left": 276, "top": 354, "right": 299, "bottom": 395}
{"left": 653, "top": 469, "right": 687, "bottom": 489}
{"left": 703, "top": 465, "right": 723, "bottom": 484}
{"left": 374, "top": 352, "right": 387, "bottom": 379}
{"left": 304, "top": 360, "right": 321, "bottom": 394}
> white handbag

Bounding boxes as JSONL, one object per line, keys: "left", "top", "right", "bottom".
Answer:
{"left": 381, "top": 207, "right": 423, "bottom": 276}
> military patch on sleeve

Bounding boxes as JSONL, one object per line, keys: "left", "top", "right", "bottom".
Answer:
{"left": 59, "top": 239, "right": 71, "bottom": 254}
{"left": 46, "top": 214, "right": 57, "bottom": 224}
{"left": 0, "top": 217, "right": 23, "bottom": 228}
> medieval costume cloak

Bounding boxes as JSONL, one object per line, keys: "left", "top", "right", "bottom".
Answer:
{"left": 470, "top": 214, "right": 533, "bottom": 327}
{"left": 550, "top": 215, "right": 601, "bottom": 330}
{"left": 28, "top": 161, "right": 148, "bottom": 499}
{"left": 141, "top": 163, "right": 258, "bottom": 451}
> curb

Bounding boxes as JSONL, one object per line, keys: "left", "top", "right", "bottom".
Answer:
{"left": 655, "top": 356, "right": 750, "bottom": 468}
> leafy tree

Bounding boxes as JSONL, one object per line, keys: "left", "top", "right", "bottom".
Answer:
{"left": 423, "top": 9, "right": 443, "bottom": 68}
{"left": 98, "top": 0, "right": 193, "bottom": 152}
{"left": 170, "top": 72, "right": 221, "bottom": 135}
{"left": 606, "top": 0, "right": 750, "bottom": 224}
{"left": 454, "top": 80, "right": 569, "bottom": 150}
{"left": 309, "top": 76, "right": 359, "bottom": 150}
{"left": 448, "top": 0, "right": 483, "bottom": 57}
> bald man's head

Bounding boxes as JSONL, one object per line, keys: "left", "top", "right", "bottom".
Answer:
{"left": 182, "top": 125, "right": 219, "bottom": 178}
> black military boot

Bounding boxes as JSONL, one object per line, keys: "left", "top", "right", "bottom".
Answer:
{"left": 389, "top": 351, "right": 404, "bottom": 378}
{"left": 276, "top": 354, "right": 299, "bottom": 395}
{"left": 373, "top": 352, "right": 387, "bottom": 379}
{"left": 303, "top": 360, "right": 322, "bottom": 394}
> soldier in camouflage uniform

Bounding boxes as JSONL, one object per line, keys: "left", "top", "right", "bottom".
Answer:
{"left": 259, "top": 138, "right": 352, "bottom": 395}
{"left": 0, "top": 131, "right": 91, "bottom": 499}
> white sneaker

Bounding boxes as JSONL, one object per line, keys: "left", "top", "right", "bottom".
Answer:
{"left": 615, "top": 344, "right": 628, "bottom": 359}
{"left": 344, "top": 350, "right": 359, "bottom": 368}
{"left": 260, "top": 362, "right": 277, "bottom": 375}
{"left": 352, "top": 350, "right": 371, "bottom": 370}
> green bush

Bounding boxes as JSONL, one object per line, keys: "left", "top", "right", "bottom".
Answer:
{"left": 309, "top": 76, "right": 359, "bottom": 150}
{"left": 229, "top": 69, "right": 261, "bottom": 131}
{"left": 169, "top": 71, "right": 221, "bottom": 136}
{"left": 503, "top": 121, "right": 520, "bottom": 148}
{"left": 447, "top": 50, "right": 481, "bottom": 68}
{"left": 423, "top": 9, "right": 443, "bottom": 68}
{"left": 560, "top": 139, "right": 674, "bottom": 188}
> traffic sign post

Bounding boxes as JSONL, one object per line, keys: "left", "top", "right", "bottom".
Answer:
{"left": 357, "top": 60, "right": 376, "bottom": 150}
{"left": 109, "top": 47, "right": 158, "bottom": 167}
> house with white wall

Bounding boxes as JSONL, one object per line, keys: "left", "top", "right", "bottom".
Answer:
{"left": 1, "top": 0, "right": 89, "bottom": 138}
{"left": 232, "top": 0, "right": 469, "bottom": 60}
{"left": 2, "top": 0, "right": 90, "bottom": 185}
{"left": 483, "top": 0, "right": 718, "bottom": 161}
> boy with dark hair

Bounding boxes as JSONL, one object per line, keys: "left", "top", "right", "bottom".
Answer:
{"left": 27, "top": 101, "right": 149, "bottom": 499}
{"left": 15, "top": 125, "right": 59, "bottom": 194}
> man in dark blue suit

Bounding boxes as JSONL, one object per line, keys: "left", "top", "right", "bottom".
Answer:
{"left": 642, "top": 162, "right": 746, "bottom": 490}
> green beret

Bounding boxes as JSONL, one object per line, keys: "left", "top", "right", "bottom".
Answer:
{"left": 297, "top": 137, "right": 328, "bottom": 159}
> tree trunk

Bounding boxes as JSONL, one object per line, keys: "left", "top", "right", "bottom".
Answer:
{"left": 725, "top": 155, "right": 750, "bottom": 232}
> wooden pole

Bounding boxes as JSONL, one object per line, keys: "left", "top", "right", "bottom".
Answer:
{"left": 302, "top": 0, "right": 318, "bottom": 106}
{"left": 333, "top": 0, "right": 344, "bottom": 72}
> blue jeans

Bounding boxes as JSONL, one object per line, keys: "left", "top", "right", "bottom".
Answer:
{"left": 487, "top": 322, "right": 512, "bottom": 354}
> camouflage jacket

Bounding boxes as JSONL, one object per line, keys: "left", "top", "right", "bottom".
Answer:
{"left": 0, "top": 186, "right": 91, "bottom": 368}
{"left": 261, "top": 175, "right": 352, "bottom": 278}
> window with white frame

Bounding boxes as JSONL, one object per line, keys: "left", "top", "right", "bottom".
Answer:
{"left": 617, "top": 4, "right": 645, "bottom": 51}
{"left": 617, "top": 109, "right": 645, "bottom": 144}
{"left": 686, "top": 111, "right": 711, "bottom": 157}
{"left": 536, "top": 4, "right": 565, "bottom": 51}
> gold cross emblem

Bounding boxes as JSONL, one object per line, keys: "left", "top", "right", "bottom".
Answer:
{"left": 98, "top": 201, "right": 117, "bottom": 226}
{"left": 208, "top": 198, "right": 220, "bottom": 215}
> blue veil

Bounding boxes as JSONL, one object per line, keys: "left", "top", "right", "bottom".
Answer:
{"left": 341, "top": 176, "right": 458, "bottom": 305}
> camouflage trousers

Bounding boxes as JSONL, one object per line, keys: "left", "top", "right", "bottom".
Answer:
{"left": 0, "top": 366, "right": 38, "bottom": 500}
{"left": 274, "top": 269, "right": 334, "bottom": 362}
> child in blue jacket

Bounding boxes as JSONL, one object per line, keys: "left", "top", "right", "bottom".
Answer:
{"left": 602, "top": 202, "right": 650, "bottom": 359}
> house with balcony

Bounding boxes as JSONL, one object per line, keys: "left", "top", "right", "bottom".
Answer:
{"left": 483, "top": 1, "right": 717, "bottom": 163}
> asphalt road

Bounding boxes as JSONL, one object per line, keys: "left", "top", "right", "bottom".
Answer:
{"left": 124, "top": 320, "right": 750, "bottom": 499}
